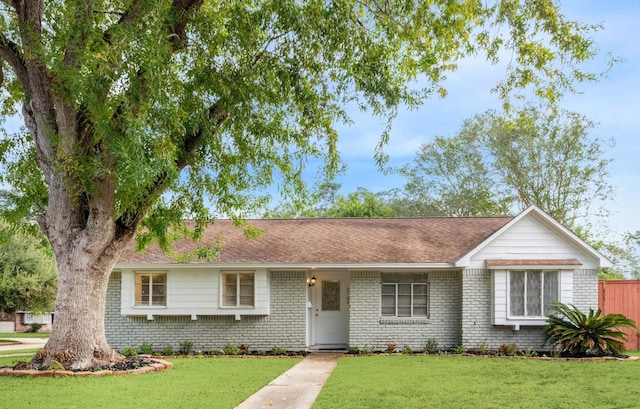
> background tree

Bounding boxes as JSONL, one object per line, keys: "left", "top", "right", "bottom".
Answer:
{"left": 0, "top": 219, "right": 57, "bottom": 315}
{"left": 401, "top": 105, "right": 613, "bottom": 228}
{"left": 401, "top": 131, "right": 511, "bottom": 216}
{"left": 0, "top": 1, "right": 605, "bottom": 369}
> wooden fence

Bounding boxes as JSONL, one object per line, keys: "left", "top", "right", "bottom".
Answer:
{"left": 598, "top": 279, "right": 640, "bottom": 351}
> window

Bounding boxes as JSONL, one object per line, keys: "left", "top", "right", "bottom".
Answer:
{"left": 135, "top": 272, "right": 167, "bottom": 306}
{"left": 222, "top": 272, "right": 254, "bottom": 308}
{"left": 381, "top": 274, "right": 428, "bottom": 318}
{"left": 509, "top": 270, "right": 558, "bottom": 317}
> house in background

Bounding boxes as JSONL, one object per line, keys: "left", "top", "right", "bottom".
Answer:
{"left": 105, "top": 206, "right": 611, "bottom": 352}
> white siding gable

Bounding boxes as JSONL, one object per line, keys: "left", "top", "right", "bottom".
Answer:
{"left": 120, "top": 268, "right": 270, "bottom": 318}
{"left": 468, "top": 214, "right": 600, "bottom": 269}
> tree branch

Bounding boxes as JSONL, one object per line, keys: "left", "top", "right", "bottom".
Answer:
{"left": 0, "top": 34, "right": 29, "bottom": 90}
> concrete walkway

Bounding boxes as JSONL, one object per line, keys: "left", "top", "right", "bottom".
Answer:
{"left": 0, "top": 337, "right": 48, "bottom": 353}
{"left": 235, "top": 352, "right": 341, "bottom": 409}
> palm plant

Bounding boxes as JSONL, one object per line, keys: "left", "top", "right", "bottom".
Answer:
{"left": 544, "top": 302, "right": 636, "bottom": 357}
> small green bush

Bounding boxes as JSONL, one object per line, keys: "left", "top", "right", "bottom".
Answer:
{"left": 361, "top": 345, "right": 373, "bottom": 355}
{"left": 424, "top": 338, "right": 438, "bottom": 354}
{"left": 120, "top": 346, "right": 138, "bottom": 356}
{"left": 29, "top": 323, "right": 43, "bottom": 333}
{"left": 139, "top": 341, "right": 154, "bottom": 355}
{"left": 223, "top": 343, "right": 241, "bottom": 355}
{"left": 179, "top": 340, "right": 193, "bottom": 355}
{"left": 348, "top": 346, "right": 360, "bottom": 355}
{"left": 452, "top": 344, "right": 466, "bottom": 354}
{"left": 161, "top": 344, "right": 174, "bottom": 356}
{"left": 271, "top": 346, "right": 287, "bottom": 356}
{"left": 498, "top": 343, "right": 517, "bottom": 356}
{"left": 211, "top": 348, "right": 224, "bottom": 355}
{"left": 401, "top": 345, "right": 413, "bottom": 355}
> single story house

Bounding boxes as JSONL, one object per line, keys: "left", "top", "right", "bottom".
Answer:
{"left": 106, "top": 206, "right": 612, "bottom": 352}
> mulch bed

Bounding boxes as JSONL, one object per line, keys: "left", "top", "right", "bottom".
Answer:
{"left": 0, "top": 356, "right": 173, "bottom": 377}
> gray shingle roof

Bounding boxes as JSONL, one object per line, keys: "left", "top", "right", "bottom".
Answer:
{"left": 117, "top": 217, "right": 513, "bottom": 265}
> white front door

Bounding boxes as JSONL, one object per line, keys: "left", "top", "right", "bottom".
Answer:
{"left": 311, "top": 272, "right": 349, "bottom": 348}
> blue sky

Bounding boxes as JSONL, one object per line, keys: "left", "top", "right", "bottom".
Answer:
{"left": 327, "top": 1, "right": 640, "bottom": 242}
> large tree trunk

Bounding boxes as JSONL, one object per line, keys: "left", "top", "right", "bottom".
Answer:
{"left": 41, "top": 248, "right": 122, "bottom": 370}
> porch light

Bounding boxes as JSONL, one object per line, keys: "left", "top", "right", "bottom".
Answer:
{"left": 308, "top": 275, "right": 317, "bottom": 287}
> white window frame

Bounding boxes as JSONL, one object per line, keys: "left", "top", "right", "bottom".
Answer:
{"left": 381, "top": 274, "right": 429, "bottom": 318}
{"left": 507, "top": 270, "right": 559, "bottom": 319}
{"left": 134, "top": 271, "right": 167, "bottom": 307}
{"left": 221, "top": 271, "right": 255, "bottom": 309}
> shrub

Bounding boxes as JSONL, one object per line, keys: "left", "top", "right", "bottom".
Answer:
{"left": 211, "top": 348, "right": 224, "bottom": 355}
{"left": 179, "top": 340, "right": 193, "bottom": 355}
{"left": 544, "top": 302, "right": 636, "bottom": 357}
{"left": 223, "top": 343, "right": 241, "bottom": 355}
{"left": 120, "top": 346, "right": 138, "bottom": 356}
{"left": 348, "top": 346, "right": 360, "bottom": 355}
{"left": 239, "top": 344, "right": 251, "bottom": 354}
{"left": 139, "top": 341, "right": 154, "bottom": 355}
{"left": 424, "top": 338, "right": 438, "bottom": 354}
{"left": 498, "top": 343, "right": 517, "bottom": 356}
{"left": 401, "top": 345, "right": 413, "bottom": 355}
{"left": 361, "top": 345, "right": 373, "bottom": 355}
{"left": 386, "top": 343, "right": 396, "bottom": 353}
{"left": 29, "top": 323, "right": 43, "bottom": 333}
{"left": 476, "top": 340, "right": 489, "bottom": 355}
{"left": 452, "top": 344, "right": 466, "bottom": 354}
{"left": 271, "top": 346, "right": 287, "bottom": 356}
{"left": 161, "top": 344, "right": 174, "bottom": 356}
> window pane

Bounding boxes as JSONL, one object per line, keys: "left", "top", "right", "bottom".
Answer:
{"left": 223, "top": 273, "right": 238, "bottom": 306}
{"left": 543, "top": 271, "right": 559, "bottom": 315}
{"left": 322, "top": 281, "right": 340, "bottom": 311}
{"left": 526, "top": 270, "right": 542, "bottom": 316}
{"left": 381, "top": 284, "right": 396, "bottom": 316}
{"left": 510, "top": 271, "right": 525, "bottom": 316}
{"left": 413, "top": 284, "right": 428, "bottom": 317}
{"left": 151, "top": 274, "right": 166, "bottom": 306}
{"left": 239, "top": 273, "right": 254, "bottom": 307}
{"left": 397, "top": 284, "right": 411, "bottom": 317}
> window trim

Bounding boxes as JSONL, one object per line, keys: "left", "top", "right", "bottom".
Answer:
{"left": 380, "top": 274, "right": 429, "bottom": 319}
{"left": 507, "top": 269, "right": 559, "bottom": 319}
{"left": 220, "top": 271, "right": 255, "bottom": 309}
{"left": 134, "top": 271, "right": 168, "bottom": 308}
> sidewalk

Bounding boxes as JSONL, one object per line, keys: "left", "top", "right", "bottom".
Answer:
{"left": 235, "top": 352, "right": 342, "bottom": 409}
{"left": 0, "top": 337, "right": 48, "bottom": 352}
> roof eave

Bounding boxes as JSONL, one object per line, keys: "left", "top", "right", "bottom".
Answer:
{"left": 113, "top": 262, "right": 458, "bottom": 271}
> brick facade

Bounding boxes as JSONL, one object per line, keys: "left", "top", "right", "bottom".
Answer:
{"left": 348, "top": 270, "right": 462, "bottom": 351}
{"left": 461, "top": 268, "right": 599, "bottom": 350}
{"left": 105, "top": 271, "right": 308, "bottom": 352}
{"left": 106, "top": 267, "right": 599, "bottom": 353}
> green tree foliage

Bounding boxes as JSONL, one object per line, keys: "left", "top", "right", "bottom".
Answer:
{"left": 401, "top": 132, "right": 511, "bottom": 216}
{"left": 0, "top": 0, "right": 607, "bottom": 368}
{"left": 544, "top": 302, "right": 636, "bottom": 357}
{"left": 0, "top": 220, "right": 57, "bottom": 314}
{"left": 265, "top": 186, "right": 394, "bottom": 218}
{"left": 401, "top": 105, "right": 613, "bottom": 228}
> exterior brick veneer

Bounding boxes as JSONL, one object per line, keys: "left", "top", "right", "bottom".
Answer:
{"left": 461, "top": 268, "right": 599, "bottom": 350}
{"left": 348, "top": 270, "right": 462, "bottom": 351}
{"left": 105, "top": 271, "right": 308, "bottom": 352}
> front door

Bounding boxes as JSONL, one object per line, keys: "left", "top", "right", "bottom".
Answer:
{"left": 311, "top": 272, "right": 349, "bottom": 348}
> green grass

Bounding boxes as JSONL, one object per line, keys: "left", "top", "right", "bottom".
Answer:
{"left": 626, "top": 350, "right": 640, "bottom": 357}
{"left": 0, "top": 332, "right": 50, "bottom": 339}
{"left": 313, "top": 355, "right": 640, "bottom": 409}
{"left": 0, "top": 356, "right": 299, "bottom": 409}
{"left": 0, "top": 348, "right": 40, "bottom": 358}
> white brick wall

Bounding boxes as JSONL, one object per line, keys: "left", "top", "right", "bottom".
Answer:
{"left": 105, "top": 271, "right": 308, "bottom": 351}
{"left": 348, "top": 270, "right": 462, "bottom": 351}
{"left": 461, "top": 268, "right": 599, "bottom": 350}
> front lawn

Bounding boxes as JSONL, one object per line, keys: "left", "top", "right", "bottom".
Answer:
{"left": 0, "top": 332, "right": 50, "bottom": 339}
{"left": 1, "top": 357, "right": 300, "bottom": 409}
{"left": 313, "top": 355, "right": 640, "bottom": 409}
